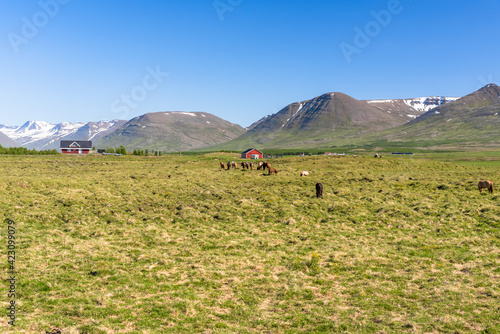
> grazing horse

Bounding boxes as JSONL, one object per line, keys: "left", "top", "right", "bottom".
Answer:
{"left": 257, "top": 162, "right": 264, "bottom": 170}
{"left": 478, "top": 180, "right": 493, "bottom": 193}
{"left": 268, "top": 168, "right": 278, "bottom": 175}
{"left": 220, "top": 162, "right": 226, "bottom": 170}
{"left": 316, "top": 183, "right": 323, "bottom": 198}
{"left": 300, "top": 171, "right": 309, "bottom": 177}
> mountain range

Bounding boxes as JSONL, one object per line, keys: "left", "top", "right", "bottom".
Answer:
{"left": 205, "top": 92, "right": 463, "bottom": 150}
{"left": 1, "top": 84, "right": 498, "bottom": 151}
{"left": 0, "top": 120, "right": 126, "bottom": 150}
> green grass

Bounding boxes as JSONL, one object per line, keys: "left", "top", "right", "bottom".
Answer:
{"left": 1, "top": 153, "right": 499, "bottom": 333}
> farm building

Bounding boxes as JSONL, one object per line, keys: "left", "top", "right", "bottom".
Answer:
{"left": 241, "top": 148, "right": 263, "bottom": 159}
{"left": 60, "top": 141, "right": 92, "bottom": 155}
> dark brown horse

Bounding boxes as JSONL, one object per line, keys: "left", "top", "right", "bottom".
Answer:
{"left": 316, "top": 183, "right": 323, "bottom": 198}
{"left": 478, "top": 180, "right": 493, "bottom": 193}
{"left": 268, "top": 168, "right": 278, "bottom": 175}
{"left": 220, "top": 162, "right": 226, "bottom": 170}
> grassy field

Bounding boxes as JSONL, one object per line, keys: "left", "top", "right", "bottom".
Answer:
{"left": 1, "top": 153, "right": 499, "bottom": 333}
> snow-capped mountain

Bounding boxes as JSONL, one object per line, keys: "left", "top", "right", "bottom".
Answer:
{"left": 0, "top": 120, "right": 126, "bottom": 150}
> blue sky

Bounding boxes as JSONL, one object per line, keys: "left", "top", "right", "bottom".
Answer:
{"left": 1, "top": 0, "right": 499, "bottom": 127}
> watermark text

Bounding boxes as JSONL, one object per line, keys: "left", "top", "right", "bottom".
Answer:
{"left": 111, "top": 65, "right": 169, "bottom": 119}
{"left": 213, "top": 0, "right": 243, "bottom": 21}
{"left": 6, "top": 219, "right": 17, "bottom": 326}
{"left": 8, "top": 0, "right": 71, "bottom": 54}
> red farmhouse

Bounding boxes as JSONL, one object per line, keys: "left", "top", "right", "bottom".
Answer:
{"left": 60, "top": 141, "right": 92, "bottom": 155}
{"left": 241, "top": 148, "right": 263, "bottom": 159}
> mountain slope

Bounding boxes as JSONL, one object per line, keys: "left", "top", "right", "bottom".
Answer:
{"left": 204, "top": 92, "right": 454, "bottom": 150}
{"left": 0, "top": 131, "right": 19, "bottom": 147}
{"left": 368, "top": 84, "right": 500, "bottom": 146}
{"left": 94, "top": 112, "right": 245, "bottom": 152}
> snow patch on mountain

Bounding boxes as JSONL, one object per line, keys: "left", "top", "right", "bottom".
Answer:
{"left": 368, "top": 99, "right": 394, "bottom": 104}
{"left": 284, "top": 100, "right": 316, "bottom": 127}
{"left": 403, "top": 97, "right": 459, "bottom": 111}
{"left": 367, "top": 96, "right": 459, "bottom": 112}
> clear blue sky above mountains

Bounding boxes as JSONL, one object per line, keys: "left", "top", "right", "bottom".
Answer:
{"left": 1, "top": 0, "right": 499, "bottom": 127}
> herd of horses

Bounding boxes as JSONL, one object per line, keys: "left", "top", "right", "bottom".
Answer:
{"left": 220, "top": 161, "right": 274, "bottom": 173}
{"left": 219, "top": 159, "right": 494, "bottom": 198}
{"left": 219, "top": 160, "right": 325, "bottom": 198}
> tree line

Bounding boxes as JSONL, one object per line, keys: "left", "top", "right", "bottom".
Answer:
{"left": 102, "top": 146, "right": 128, "bottom": 155}
{"left": 0, "top": 145, "right": 59, "bottom": 155}
{"left": 100, "top": 146, "right": 163, "bottom": 156}
{"left": 133, "top": 149, "right": 162, "bottom": 156}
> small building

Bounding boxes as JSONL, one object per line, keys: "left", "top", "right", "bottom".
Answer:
{"left": 241, "top": 148, "right": 263, "bottom": 159}
{"left": 60, "top": 141, "right": 92, "bottom": 155}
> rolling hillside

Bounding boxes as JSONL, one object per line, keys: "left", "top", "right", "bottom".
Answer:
{"left": 94, "top": 112, "right": 246, "bottom": 152}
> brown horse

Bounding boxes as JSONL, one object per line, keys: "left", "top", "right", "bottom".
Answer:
{"left": 316, "top": 183, "right": 323, "bottom": 198}
{"left": 257, "top": 162, "right": 264, "bottom": 170}
{"left": 268, "top": 168, "right": 278, "bottom": 175}
{"left": 478, "top": 180, "right": 493, "bottom": 193}
{"left": 249, "top": 162, "right": 254, "bottom": 170}
{"left": 220, "top": 162, "right": 226, "bottom": 170}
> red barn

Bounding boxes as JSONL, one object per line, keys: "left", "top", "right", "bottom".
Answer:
{"left": 60, "top": 141, "right": 92, "bottom": 155}
{"left": 241, "top": 148, "right": 263, "bottom": 159}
